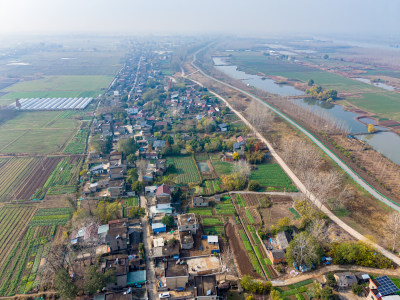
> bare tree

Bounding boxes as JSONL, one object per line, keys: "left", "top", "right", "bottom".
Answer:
{"left": 308, "top": 218, "right": 328, "bottom": 245}
{"left": 233, "top": 160, "right": 251, "bottom": 180}
{"left": 136, "top": 159, "right": 147, "bottom": 182}
{"left": 388, "top": 212, "right": 400, "bottom": 252}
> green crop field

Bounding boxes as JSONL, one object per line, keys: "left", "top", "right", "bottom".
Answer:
{"left": 1, "top": 75, "right": 113, "bottom": 100}
{"left": 231, "top": 53, "right": 378, "bottom": 93}
{"left": 187, "top": 207, "right": 213, "bottom": 216}
{"left": 210, "top": 155, "right": 233, "bottom": 176}
{"left": 32, "top": 156, "right": 82, "bottom": 199}
{"left": 215, "top": 198, "right": 236, "bottom": 215}
{"left": 250, "top": 163, "right": 297, "bottom": 192}
{"left": 245, "top": 209, "right": 255, "bottom": 224}
{"left": 0, "top": 110, "right": 87, "bottom": 154}
{"left": 166, "top": 156, "right": 201, "bottom": 184}
{"left": 346, "top": 92, "right": 400, "bottom": 122}
{"left": 202, "top": 218, "right": 223, "bottom": 226}
{"left": 0, "top": 206, "right": 72, "bottom": 296}
{"left": 204, "top": 226, "right": 225, "bottom": 235}
{"left": 236, "top": 194, "right": 246, "bottom": 207}
{"left": 63, "top": 128, "right": 89, "bottom": 154}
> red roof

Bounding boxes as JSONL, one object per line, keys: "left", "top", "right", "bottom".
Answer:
{"left": 156, "top": 184, "right": 170, "bottom": 195}
{"left": 237, "top": 136, "right": 244, "bottom": 143}
{"left": 155, "top": 121, "right": 167, "bottom": 126}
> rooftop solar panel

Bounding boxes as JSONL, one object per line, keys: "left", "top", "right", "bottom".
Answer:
{"left": 376, "top": 276, "right": 399, "bottom": 296}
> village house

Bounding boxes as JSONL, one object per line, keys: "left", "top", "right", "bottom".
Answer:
{"left": 177, "top": 213, "right": 198, "bottom": 234}
{"left": 106, "top": 219, "right": 129, "bottom": 253}
{"left": 276, "top": 231, "right": 292, "bottom": 250}
{"left": 179, "top": 232, "right": 194, "bottom": 250}
{"left": 165, "top": 260, "right": 189, "bottom": 289}
{"left": 192, "top": 196, "right": 208, "bottom": 207}
{"left": 267, "top": 249, "right": 286, "bottom": 264}
{"left": 334, "top": 273, "right": 358, "bottom": 289}
{"left": 109, "top": 166, "right": 126, "bottom": 180}
{"left": 108, "top": 179, "right": 125, "bottom": 198}
{"left": 368, "top": 276, "right": 399, "bottom": 300}
{"left": 194, "top": 275, "right": 218, "bottom": 300}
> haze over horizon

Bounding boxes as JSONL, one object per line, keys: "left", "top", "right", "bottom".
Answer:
{"left": 0, "top": 0, "right": 399, "bottom": 40}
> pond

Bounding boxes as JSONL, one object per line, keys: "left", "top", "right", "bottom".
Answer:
{"left": 197, "top": 162, "right": 210, "bottom": 172}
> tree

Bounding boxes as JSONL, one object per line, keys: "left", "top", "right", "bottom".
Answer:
{"left": 54, "top": 268, "right": 76, "bottom": 299}
{"left": 161, "top": 215, "right": 175, "bottom": 228}
{"left": 117, "top": 137, "right": 138, "bottom": 156}
{"left": 325, "top": 273, "right": 337, "bottom": 288}
{"left": 351, "top": 284, "right": 363, "bottom": 296}
{"left": 232, "top": 152, "right": 240, "bottom": 160}
{"left": 248, "top": 180, "right": 261, "bottom": 191}
{"left": 307, "top": 79, "right": 314, "bottom": 86}
{"left": 91, "top": 134, "right": 113, "bottom": 154}
{"left": 129, "top": 206, "right": 145, "bottom": 219}
{"left": 323, "top": 54, "right": 329, "bottom": 59}
{"left": 131, "top": 181, "right": 144, "bottom": 195}
{"left": 319, "top": 286, "right": 333, "bottom": 300}
{"left": 368, "top": 124, "right": 377, "bottom": 133}
{"left": 286, "top": 231, "right": 323, "bottom": 268}
{"left": 84, "top": 265, "right": 115, "bottom": 295}
{"left": 94, "top": 201, "right": 121, "bottom": 224}
{"left": 240, "top": 275, "right": 271, "bottom": 294}
{"left": 388, "top": 211, "right": 400, "bottom": 252}
{"left": 270, "top": 289, "right": 283, "bottom": 300}
{"left": 127, "top": 154, "right": 137, "bottom": 164}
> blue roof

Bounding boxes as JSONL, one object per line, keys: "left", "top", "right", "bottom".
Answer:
{"left": 152, "top": 223, "right": 166, "bottom": 230}
{"left": 127, "top": 270, "right": 146, "bottom": 285}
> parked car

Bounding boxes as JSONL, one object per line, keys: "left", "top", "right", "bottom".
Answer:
{"left": 159, "top": 292, "right": 171, "bottom": 299}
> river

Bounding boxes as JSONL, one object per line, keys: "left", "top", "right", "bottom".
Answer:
{"left": 213, "top": 57, "right": 400, "bottom": 165}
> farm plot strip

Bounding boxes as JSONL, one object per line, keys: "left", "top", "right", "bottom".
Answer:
{"left": 166, "top": 156, "right": 201, "bottom": 184}
{"left": 14, "top": 156, "right": 62, "bottom": 200}
{"left": 0, "top": 208, "right": 72, "bottom": 296}
{"left": 0, "top": 205, "right": 37, "bottom": 266}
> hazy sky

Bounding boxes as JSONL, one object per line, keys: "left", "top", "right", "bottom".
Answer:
{"left": 0, "top": 0, "right": 399, "bottom": 37}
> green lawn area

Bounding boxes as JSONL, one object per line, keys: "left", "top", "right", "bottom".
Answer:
{"left": 1, "top": 75, "right": 112, "bottom": 100}
{"left": 250, "top": 163, "right": 297, "bottom": 192}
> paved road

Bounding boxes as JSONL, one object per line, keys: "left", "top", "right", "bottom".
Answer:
{"left": 188, "top": 49, "right": 400, "bottom": 212}
{"left": 271, "top": 264, "right": 400, "bottom": 286}
{"left": 183, "top": 51, "right": 400, "bottom": 266}
{"left": 140, "top": 195, "right": 157, "bottom": 300}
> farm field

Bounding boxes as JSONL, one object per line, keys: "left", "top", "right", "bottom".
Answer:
{"left": 32, "top": 156, "right": 82, "bottom": 199}
{"left": 250, "top": 163, "right": 297, "bottom": 192}
{"left": 0, "top": 206, "right": 72, "bottom": 296}
{"left": 63, "top": 128, "right": 90, "bottom": 154}
{"left": 194, "top": 179, "right": 225, "bottom": 196}
{"left": 226, "top": 221, "right": 263, "bottom": 278}
{"left": 166, "top": 156, "right": 201, "bottom": 184}
{"left": 258, "top": 195, "right": 296, "bottom": 228}
{"left": 210, "top": 154, "right": 233, "bottom": 176}
{"left": 1, "top": 75, "right": 113, "bottom": 100}
{"left": 230, "top": 53, "right": 378, "bottom": 93}
{"left": 215, "top": 197, "right": 236, "bottom": 215}
{"left": 0, "top": 157, "right": 62, "bottom": 201}
{"left": 230, "top": 52, "right": 400, "bottom": 121}
{"left": 0, "top": 110, "right": 88, "bottom": 154}
{"left": 0, "top": 128, "right": 76, "bottom": 154}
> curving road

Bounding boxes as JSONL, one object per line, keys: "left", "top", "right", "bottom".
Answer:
{"left": 183, "top": 50, "right": 400, "bottom": 266}
{"left": 189, "top": 49, "right": 400, "bottom": 212}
